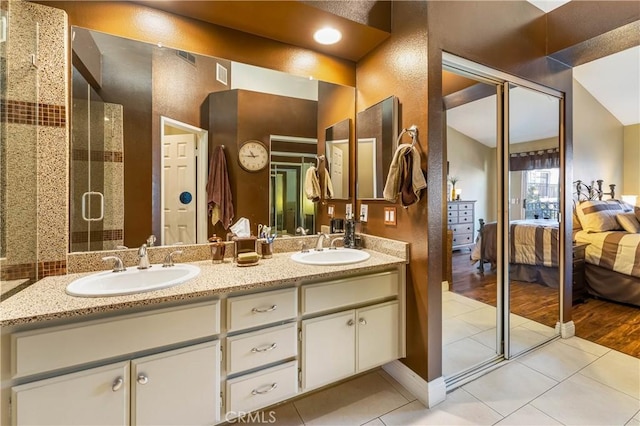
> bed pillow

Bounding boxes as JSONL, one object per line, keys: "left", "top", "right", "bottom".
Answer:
{"left": 635, "top": 206, "right": 640, "bottom": 223}
{"left": 572, "top": 208, "right": 582, "bottom": 230}
{"left": 575, "top": 200, "right": 624, "bottom": 232}
{"left": 616, "top": 212, "right": 640, "bottom": 233}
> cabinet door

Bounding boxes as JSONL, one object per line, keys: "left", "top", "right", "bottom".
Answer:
{"left": 131, "top": 341, "right": 220, "bottom": 426}
{"left": 302, "top": 310, "right": 355, "bottom": 391}
{"left": 11, "top": 362, "right": 129, "bottom": 426}
{"left": 357, "top": 301, "right": 399, "bottom": 372}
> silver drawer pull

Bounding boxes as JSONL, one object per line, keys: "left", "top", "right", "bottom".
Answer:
{"left": 359, "top": 318, "right": 367, "bottom": 325}
{"left": 252, "top": 382, "right": 278, "bottom": 395}
{"left": 252, "top": 304, "right": 277, "bottom": 313}
{"left": 112, "top": 377, "right": 124, "bottom": 392}
{"left": 251, "top": 343, "right": 278, "bottom": 353}
{"left": 137, "top": 374, "right": 149, "bottom": 385}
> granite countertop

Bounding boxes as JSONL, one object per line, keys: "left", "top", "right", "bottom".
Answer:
{"left": 0, "top": 249, "right": 406, "bottom": 328}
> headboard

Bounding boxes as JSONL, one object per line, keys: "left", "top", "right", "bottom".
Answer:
{"left": 574, "top": 179, "right": 616, "bottom": 202}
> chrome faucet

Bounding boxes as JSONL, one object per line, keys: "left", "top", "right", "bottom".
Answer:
{"left": 163, "top": 250, "right": 183, "bottom": 267}
{"left": 102, "top": 256, "right": 125, "bottom": 272}
{"left": 296, "top": 227, "right": 308, "bottom": 236}
{"left": 315, "top": 233, "right": 330, "bottom": 251}
{"left": 137, "top": 244, "right": 151, "bottom": 269}
{"left": 329, "top": 237, "right": 344, "bottom": 250}
{"left": 146, "top": 234, "right": 156, "bottom": 247}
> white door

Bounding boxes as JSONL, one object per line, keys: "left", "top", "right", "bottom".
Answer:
{"left": 301, "top": 310, "right": 355, "bottom": 391}
{"left": 11, "top": 362, "right": 129, "bottom": 426}
{"left": 131, "top": 341, "right": 220, "bottom": 426}
{"left": 357, "top": 301, "right": 399, "bottom": 372}
{"left": 163, "top": 133, "right": 197, "bottom": 245}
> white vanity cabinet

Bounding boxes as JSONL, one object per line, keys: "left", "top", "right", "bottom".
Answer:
{"left": 12, "top": 341, "right": 220, "bottom": 426}
{"left": 8, "top": 301, "right": 222, "bottom": 426}
{"left": 300, "top": 271, "right": 401, "bottom": 391}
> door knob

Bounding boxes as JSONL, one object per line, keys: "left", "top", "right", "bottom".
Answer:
{"left": 137, "top": 374, "right": 149, "bottom": 385}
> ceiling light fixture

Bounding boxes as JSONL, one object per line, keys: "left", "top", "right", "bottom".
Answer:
{"left": 314, "top": 27, "right": 342, "bottom": 45}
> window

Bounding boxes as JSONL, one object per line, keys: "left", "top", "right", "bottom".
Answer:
{"left": 524, "top": 168, "right": 560, "bottom": 220}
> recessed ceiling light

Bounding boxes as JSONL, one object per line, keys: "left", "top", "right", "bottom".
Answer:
{"left": 314, "top": 27, "right": 342, "bottom": 45}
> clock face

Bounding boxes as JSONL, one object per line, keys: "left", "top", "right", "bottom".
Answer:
{"left": 238, "top": 140, "right": 269, "bottom": 172}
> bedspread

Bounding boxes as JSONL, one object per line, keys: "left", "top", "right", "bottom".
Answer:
{"left": 575, "top": 230, "right": 640, "bottom": 279}
{"left": 472, "top": 220, "right": 559, "bottom": 268}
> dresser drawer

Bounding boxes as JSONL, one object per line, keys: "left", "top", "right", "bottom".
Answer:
{"left": 301, "top": 271, "right": 398, "bottom": 315}
{"left": 226, "top": 361, "right": 298, "bottom": 415}
{"left": 452, "top": 234, "right": 473, "bottom": 246}
{"left": 227, "top": 323, "right": 297, "bottom": 375}
{"left": 447, "top": 210, "right": 459, "bottom": 219}
{"left": 458, "top": 209, "right": 473, "bottom": 219}
{"left": 458, "top": 203, "right": 474, "bottom": 212}
{"left": 450, "top": 224, "right": 473, "bottom": 235}
{"left": 447, "top": 204, "right": 459, "bottom": 212}
{"left": 457, "top": 215, "right": 472, "bottom": 224}
{"left": 227, "top": 287, "right": 297, "bottom": 332}
{"left": 12, "top": 301, "right": 220, "bottom": 378}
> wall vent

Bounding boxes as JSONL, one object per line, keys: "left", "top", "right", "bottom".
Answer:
{"left": 216, "top": 63, "right": 228, "bottom": 86}
{"left": 176, "top": 50, "right": 196, "bottom": 66}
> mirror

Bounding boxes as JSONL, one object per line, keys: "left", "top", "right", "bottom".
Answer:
{"left": 325, "top": 119, "right": 351, "bottom": 200}
{"left": 356, "top": 96, "right": 398, "bottom": 199}
{"left": 70, "top": 27, "right": 354, "bottom": 251}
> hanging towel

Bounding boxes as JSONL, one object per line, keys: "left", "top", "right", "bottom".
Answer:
{"left": 324, "top": 167, "right": 334, "bottom": 200}
{"left": 304, "top": 165, "right": 321, "bottom": 202}
{"left": 383, "top": 144, "right": 427, "bottom": 207}
{"left": 207, "top": 145, "right": 234, "bottom": 229}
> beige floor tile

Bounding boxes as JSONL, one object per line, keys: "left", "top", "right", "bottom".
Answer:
{"left": 443, "top": 299, "right": 484, "bottom": 319}
{"left": 379, "top": 390, "right": 503, "bottom": 425}
{"left": 531, "top": 373, "right": 639, "bottom": 426}
{"left": 443, "top": 337, "right": 498, "bottom": 377}
{"left": 518, "top": 339, "right": 599, "bottom": 381}
{"left": 509, "top": 325, "right": 554, "bottom": 355}
{"left": 443, "top": 317, "right": 483, "bottom": 345}
{"left": 579, "top": 350, "right": 640, "bottom": 399}
{"left": 463, "top": 362, "right": 558, "bottom": 416}
{"left": 377, "top": 369, "right": 417, "bottom": 402}
{"left": 495, "top": 404, "right": 562, "bottom": 425}
{"left": 294, "top": 371, "right": 410, "bottom": 426}
{"left": 361, "top": 418, "right": 385, "bottom": 426}
{"left": 558, "top": 335, "right": 611, "bottom": 357}
{"left": 456, "top": 306, "right": 498, "bottom": 331}
{"left": 627, "top": 411, "right": 640, "bottom": 426}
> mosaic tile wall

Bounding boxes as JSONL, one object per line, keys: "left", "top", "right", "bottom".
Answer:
{"left": 1, "top": 0, "right": 68, "bottom": 280}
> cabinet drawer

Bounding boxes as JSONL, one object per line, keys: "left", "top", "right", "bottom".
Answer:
{"left": 452, "top": 234, "right": 473, "bottom": 246}
{"left": 458, "top": 209, "right": 473, "bottom": 218}
{"left": 226, "top": 361, "right": 298, "bottom": 415}
{"left": 227, "top": 323, "right": 297, "bottom": 375}
{"left": 227, "top": 287, "right": 297, "bottom": 332}
{"left": 447, "top": 210, "right": 458, "bottom": 218}
{"left": 447, "top": 204, "right": 458, "bottom": 211}
{"left": 12, "top": 301, "right": 220, "bottom": 378}
{"left": 301, "top": 271, "right": 398, "bottom": 315}
{"left": 458, "top": 215, "right": 472, "bottom": 224}
{"left": 458, "top": 203, "right": 474, "bottom": 211}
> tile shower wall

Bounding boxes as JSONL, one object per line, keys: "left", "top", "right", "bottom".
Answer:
{"left": 1, "top": 0, "right": 68, "bottom": 280}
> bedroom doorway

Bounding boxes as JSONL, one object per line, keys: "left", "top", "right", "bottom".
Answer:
{"left": 442, "top": 53, "right": 566, "bottom": 388}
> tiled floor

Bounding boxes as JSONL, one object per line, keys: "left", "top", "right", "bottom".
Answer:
{"left": 240, "top": 291, "right": 640, "bottom": 425}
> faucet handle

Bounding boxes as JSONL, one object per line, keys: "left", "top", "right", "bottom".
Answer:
{"left": 300, "top": 242, "right": 309, "bottom": 253}
{"left": 102, "top": 256, "right": 125, "bottom": 272}
{"left": 163, "top": 250, "right": 183, "bottom": 267}
{"left": 329, "top": 237, "right": 343, "bottom": 250}
{"left": 146, "top": 235, "right": 156, "bottom": 247}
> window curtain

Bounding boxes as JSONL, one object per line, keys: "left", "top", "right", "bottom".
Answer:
{"left": 510, "top": 148, "right": 560, "bottom": 171}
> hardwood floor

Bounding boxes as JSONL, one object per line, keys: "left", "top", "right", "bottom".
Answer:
{"left": 451, "top": 250, "right": 640, "bottom": 358}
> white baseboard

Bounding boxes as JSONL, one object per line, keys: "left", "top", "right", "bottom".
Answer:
{"left": 442, "top": 281, "right": 450, "bottom": 292}
{"left": 555, "top": 320, "right": 575, "bottom": 338}
{"left": 383, "top": 360, "right": 446, "bottom": 408}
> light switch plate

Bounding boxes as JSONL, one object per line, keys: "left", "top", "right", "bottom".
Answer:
{"left": 384, "top": 207, "right": 397, "bottom": 226}
{"left": 346, "top": 203, "right": 353, "bottom": 219}
{"left": 360, "top": 204, "right": 368, "bottom": 222}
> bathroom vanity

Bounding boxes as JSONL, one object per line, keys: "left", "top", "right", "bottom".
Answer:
{"left": 0, "top": 247, "right": 407, "bottom": 425}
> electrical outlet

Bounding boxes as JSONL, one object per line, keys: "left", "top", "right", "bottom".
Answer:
{"left": 360, "top": 204, "right": 368, "bottom": 222}
{"left": 346, "top": 203, "right": 353, "bottom": 219}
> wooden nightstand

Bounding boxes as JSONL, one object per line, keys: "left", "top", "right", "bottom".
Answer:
{"left": 572, "top": 242, "right": 589, "bottom": 305}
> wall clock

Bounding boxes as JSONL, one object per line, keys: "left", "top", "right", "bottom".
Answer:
{"left": 238, "top": 140, "right": 269, "bottom": 172}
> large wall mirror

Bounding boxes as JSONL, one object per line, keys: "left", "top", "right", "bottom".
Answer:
{"left": 70, "top": 27, "right": 354, "bottom": 252}
{"left": 356, "top": 96, "right": 398, "bottom": 200}
{"left": 325, "top": 119, "right": 351, "bottom": 200}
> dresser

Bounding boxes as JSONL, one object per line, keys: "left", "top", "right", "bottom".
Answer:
{"left": 447, "top": 200, "right": 476, "bottom": 250}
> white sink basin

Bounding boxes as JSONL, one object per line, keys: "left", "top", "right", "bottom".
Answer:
{"left": 66, "top": 264, "right": 201, "bottom": 297}
{"left": 290, "top": 248, "right": 370, "bottom": 266}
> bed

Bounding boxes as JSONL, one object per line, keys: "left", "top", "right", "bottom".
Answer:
{"left": 573, "top": 180, "right": 640, "bottom": 307}
{"left": 471, "top": 219, "right": 560, "bottom": 288}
